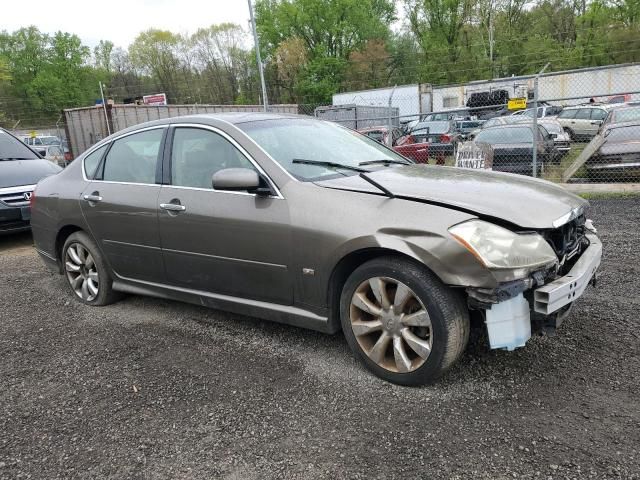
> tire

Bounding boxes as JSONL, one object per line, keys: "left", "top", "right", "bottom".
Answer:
{"left": 564, "top": 128, "right": 575, "bottom": 141}
{"left": 340, "top": 256, "right": 469, "bottom": 386}
{"left": 62, "top": 231, "right": 120, "bottom": 306}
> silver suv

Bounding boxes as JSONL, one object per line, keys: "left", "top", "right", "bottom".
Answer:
{"left": 557, "top": 105, "right": 612, "bottom": 140}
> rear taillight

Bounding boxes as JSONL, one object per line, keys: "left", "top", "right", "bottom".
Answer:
{"left": 30, "top": 190, "right": 36, "bottom": 209}
{"left": 64, "top": 152, "right": 73, "bottom": 161}
{"left": 440, "top": 134, "right": 452, "bottom": 143}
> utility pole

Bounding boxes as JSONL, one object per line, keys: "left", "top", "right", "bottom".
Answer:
{"left": 99, "top": 81, "right": 111, "bottom": 136}
{"left": 248, "top": 0, "right": 268, "bottom": 112}
{"left": 387, "top": 85, "right": 397, "bottom": 148}
{"left": 532, "top": 63, "right": 550, "bottom": 178}
{"left": 489, "top": 11, "right": 494, "bottom": 66}
{"left": 488, "top": 2, "right": 495, "bottom": 76}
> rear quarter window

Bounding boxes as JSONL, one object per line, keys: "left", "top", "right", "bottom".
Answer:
{"left": 83, "top": 144, "right": 109, "bottom": 179}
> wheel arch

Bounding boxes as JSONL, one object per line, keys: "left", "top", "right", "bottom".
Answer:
{"left": 54, "top": 224, "right": 86, "bottom": 268}
{"left": 326, "top": 247, "right": 433, "bottom": 333}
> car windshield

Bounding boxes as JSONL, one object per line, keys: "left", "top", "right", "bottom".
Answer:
{"left": 605, "top": 125, "right": 640, "bottom": 142}
{"left": 412, "top": 121, "right": 450, "bottom": 134}
{"left": 40, "top": 136, "right": 60, "bottom": 145}
{"left": 0, "top": 130, "right": 39, "bottom": 160}
{"left": 475, "top": 126, "right": 533, "bottom": 144}
{"left": 612, "top": 107, "right": 640, "bottom": 123}
{"left": 238, "top": 118, "right": 410, "bottom": 181}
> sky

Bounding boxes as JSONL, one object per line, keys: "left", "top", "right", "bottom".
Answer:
{"left": 1, "top": 0, "right": 254, "bottom": 48}
{"left": 3, "top": 1, "right": 406, "bottom": 50}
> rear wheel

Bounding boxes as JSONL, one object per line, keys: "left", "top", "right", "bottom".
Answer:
{"left": 62, "top": 231, "right": 120, "bottom": 306}
{"left": 340, "top": 257, "right": 469, "bottom": 386}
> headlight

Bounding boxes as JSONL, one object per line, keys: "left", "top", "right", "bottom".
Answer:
{"left": 449, "top": 220, "right": 557, "bottom": 270}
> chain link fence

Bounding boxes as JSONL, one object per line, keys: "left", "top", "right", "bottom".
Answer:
{"left": 302, "top": 63, "right": 640, "bottom": 184}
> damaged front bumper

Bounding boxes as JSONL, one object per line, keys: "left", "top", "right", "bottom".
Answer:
{"left": 466, "top": 232, "right": 601, "bottom": 350}
{"left": 533, "top": 233, "right": 601, "bottom": 314}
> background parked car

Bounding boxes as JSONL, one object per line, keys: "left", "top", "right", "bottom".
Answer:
{"left": 515, "top": 118, "right": 571, "bottom": 160}
{"left": 22, "top": 135, "right": 62, "bottom": 147}
{"left": 420, "top": 108, "right": 472, "bottom": 122}
{"left": 584, "top": 121, "right": 640, "bottom": 181}
{"left": 466, "top": 124, "right": 557, "bottom": 175}
{"left": 396, "top": 120, "right": 460, "bottom": 163}
{"left": 600, "top": 104, "right": 640, "bottom": 130}
{"left": 468, "top": 115, "right": 520, "bottom": 139}
{"left": 454, "top": 120, "right": 485, "bottom": 140}
{"left": 511, "top": 105, "right": 563, "bottom": 119}
{"left": 41, "top": 145, "right": 66, "bottom": 166}
{"left": 358, "top": 126, "right": 405, "bottom": 146}
{"left": 556, "top": 105, "right": 612, "bottom": 140}
{"left": 0, "top": 128, "right": 61, "bottom": 235}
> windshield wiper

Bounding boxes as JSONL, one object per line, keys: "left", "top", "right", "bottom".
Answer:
{"left": 359, "top": 159, "right": 411, "bottom": 167}
{"left": 292, "top": 158, "right": 368, "bottom": 173}
{"left": 0, "top": 157, "right": 36, "bottom": 161}
{"left": 291, "top": 158, "right": 394, "bottom": 198}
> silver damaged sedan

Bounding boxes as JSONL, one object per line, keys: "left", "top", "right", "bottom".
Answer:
{"left": 31, "top": 114, "right": 602, "bottom": 386}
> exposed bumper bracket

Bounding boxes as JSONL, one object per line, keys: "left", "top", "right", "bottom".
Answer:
{"left": 533, "top": 233, "right": 601, "bottom": 315}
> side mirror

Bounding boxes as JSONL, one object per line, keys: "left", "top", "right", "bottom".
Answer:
{"left": 212, "top": 168, "right": 271, "bottom": 195}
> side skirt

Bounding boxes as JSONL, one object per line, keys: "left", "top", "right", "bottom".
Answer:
{"left": 111, "top": 276, "right": 337, "bottom": 334}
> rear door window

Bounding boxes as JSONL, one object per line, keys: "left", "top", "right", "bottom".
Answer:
{"left": 590, "top": 109, "right": 607, "bottom": 120}
{"left": 574, "top": 109, "right": 593, "bottom": 120}
{"left": 100, "top": 129, "right": 163, "bottom": 184}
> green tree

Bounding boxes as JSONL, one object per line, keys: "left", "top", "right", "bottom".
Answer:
{"left": 129, "top": 29, "right": 182, "bottom": 101}
{"left": 255, "top": 0, "right": 395, "bottom": 102}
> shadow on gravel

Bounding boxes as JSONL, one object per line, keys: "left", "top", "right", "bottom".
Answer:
{"left": 0, "top": 231, "right": 33, "bottom": 254}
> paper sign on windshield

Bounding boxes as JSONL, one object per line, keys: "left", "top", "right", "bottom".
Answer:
{"left": 455, "top": 142, "right": 493, "bottom": 170}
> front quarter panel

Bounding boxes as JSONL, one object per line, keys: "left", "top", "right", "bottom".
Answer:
{"left": 285, "top": 181, "right": 495, "bottom": 310}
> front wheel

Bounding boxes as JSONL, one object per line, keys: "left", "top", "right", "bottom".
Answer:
{"left": 340, "top": 257, "right": 469, "bottom": 386}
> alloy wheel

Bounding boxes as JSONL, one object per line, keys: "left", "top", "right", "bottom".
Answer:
{"left": 65, "top": 243, "right": 99, "bottom": 302}
{"left": 349, "top": 277, "right": 433, "bottom": 373}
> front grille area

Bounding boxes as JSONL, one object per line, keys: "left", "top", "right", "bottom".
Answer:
{"left": 543, "top": 215, "right": 588, "bottom": 274}
{"left": 0, "top": 187, "right": 33, "bottom": 207}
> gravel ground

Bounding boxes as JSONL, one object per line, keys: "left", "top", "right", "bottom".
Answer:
{"left": 1, "top": 198, "right": 639, "bottom": 480}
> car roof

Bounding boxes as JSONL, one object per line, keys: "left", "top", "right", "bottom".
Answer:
{"left": 481, "top": 124, "right": 533, "bottom": 131}
{"left": 563, "top": 104, "right": 614, "bottom": 110}
{"left": 106, "top": 112, "right": 306, "bottom": 136}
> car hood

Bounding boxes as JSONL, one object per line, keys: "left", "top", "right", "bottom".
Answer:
{"left": 0, "top": 159, "right": 61, "bottom": 189}
{"left": 314, "top": 165, "right": 587, "bottom": 229}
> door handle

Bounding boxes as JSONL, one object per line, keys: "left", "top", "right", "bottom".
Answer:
{"left": 160, "top": 203, "right": 186, "bottom": 212}
{"left": 83, "top": 193, "right": 102, "bottom": 203}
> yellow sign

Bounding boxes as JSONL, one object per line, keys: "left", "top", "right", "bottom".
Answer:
{"left": 508, "top": 98, "right": 527, "bottom": 110}
{"left": 29, "top": 130, "right": 37, "bottom": 138}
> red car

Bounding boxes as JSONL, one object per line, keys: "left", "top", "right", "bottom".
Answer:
{"left": 393, "top": 121, "right": 460, "bottom": 164}
{"left": 394, "top": 142, "right": 430, "bottom": 163}
{"left": 357, "top": 126, "right": 431, "bottom": 163}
